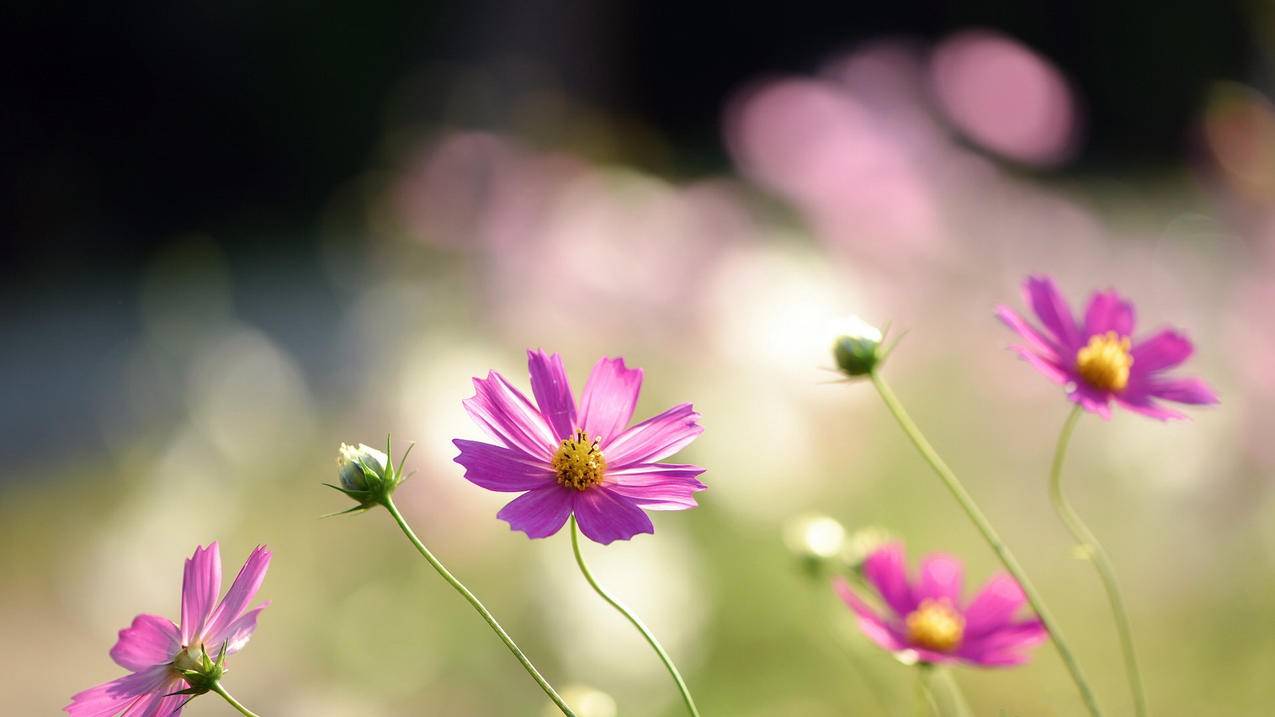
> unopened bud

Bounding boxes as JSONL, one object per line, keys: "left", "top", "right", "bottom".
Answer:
{"left": 784, "top": 514, "right": 847, "bottom": 576}
{"left": 327, "top": 438, "right": 409, "bottom": 513}
{"left": 830, "top": 316, "right": 884, "bottom": 377}
{"left": 338, "top": 443, "right": 388, "bottom": 491}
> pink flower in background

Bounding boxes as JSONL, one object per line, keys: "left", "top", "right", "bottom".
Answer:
{"left": 455, "top": 350, "right": 706, "bottom": 544}
{"left": 725, "top": 76, "right": 945, "bottom": 262}
{"left": 65, "top": 543, "right": 271, "bottom": 717}
{"left": 930, "top": 30, "right": 1079, "bottom": 166}
{"left": 997, "top": 275, "right": 1220, "bottom": 419}
{"left": 834, "top": 543, "right": 1046, "bottom": 667}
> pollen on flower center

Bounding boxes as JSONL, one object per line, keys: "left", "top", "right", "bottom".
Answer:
{"left": 1075, "top": 331, "right": 1134, "bottom": 392}
{"left": 552, "top": 430, "right": 607, "bottom": 491}
{"left": 905, "top": 599, "right": 965, "bottom": 652}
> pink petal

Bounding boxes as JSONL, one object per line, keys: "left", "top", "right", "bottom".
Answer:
{"left": 957, "top": 620, "right": 1048, "bottom": 666}
{"left": 995, "top": 305, "right": 1064, "bottom": 358}
{"left": 125, "top": 683, "right": 188, "bottom": 717}
{"left": 572, "top": 488, "right": 655, "bottom": 544}
{"left": 862, "top": 543, "right": 915, "bottom": 618}
{"left": 1083, "top": 289, "right": 1135, "bottom": 338}
{"left": 463, "top": 371, "right": 558, "bottom": 460}
{"left": 1130, "top": 329, "right": 1194, "bottom": 374}
{"left": 496, "top": 485, "right": 575, "bottom": 539}
{"left": 833, "top": 578, "right": 907, "bottom": 652}
{"left": 603, "top": 403, "right": 703, "bottom": 468}
{"left": 65, "top": 667, "right": 173, "bottom": 717}
{"left": 1023, "top": 275, "right": 1082, "bottom": 351}
{"left": 577, "top": 357, "right": 644, "bottom": 443}
{"left": 605, "top": 462, "right": 707, "bottom": 511}
{"left": 212, "top": 602, "right": 269, "bottom": 654}
{"left": 1009, "top": 345, "right": 1073, "bottom": 385}
{"left": 1113, "top": 391, "right": 1188, "bottom": 421}
{"left": 453, "top": 439, "right": 557, "bottom": 492}
{"left": 527, "top": 349, "right": 577, "bottom": 441}
{"left": 962, "top": 573, "right": 1027, "bottom": 638}
{"left": 916, "top": 553, "right": 963, "bottom": 604}
{"left": 110, "top": 614, "right": 179, "bottom": 672}
{"left": 203, "top": 545, "right": 271, "bottom": 648}
{"left": 65, "top": 679, "right": 144, "bottom": 717}
{"left": 180, "top": 543, "right": 221, "bottom": 646}
{"left": 1147, "top": 377, "right": 1220, "bottom": 406}
{"left": 1067, "top": 382, "right": 1113, "bottom": 420}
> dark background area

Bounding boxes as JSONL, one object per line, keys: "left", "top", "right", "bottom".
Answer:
{"left": 1, "top": 1, "right": 1256, "bottom": 284}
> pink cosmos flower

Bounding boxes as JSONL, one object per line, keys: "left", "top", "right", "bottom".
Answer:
{"left": 997, "top": 275, "right": 1220, "bottom": 419}
{"left": 834, "top": 543, "right": 1046, "bottom": 667}
{"left": 455, "top": 350, "right": 706, "bottom": 544}
{"left": 65, "top": 543, "right": 271, "bottom": 717}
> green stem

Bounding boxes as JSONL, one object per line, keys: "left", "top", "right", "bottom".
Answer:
{"left": 569, "top": 515, "right": 701, "bottom": 717}
{"left": 1049, "top": 406, "right": 1148, "bottom": 717}
{"left": 932, "top": 668, "right": 974, "bottom": 717}
{"left": 210, "top": 681, "right": 261, "bottom": 717}
{"left": 381, "top": 497, "right": 577, "bottom": 717}
{"left": 915, "top": 668, "right": 940, "bottom": 717}
{"left": 868, "top": 371, "right": 1103, "bottom": 717}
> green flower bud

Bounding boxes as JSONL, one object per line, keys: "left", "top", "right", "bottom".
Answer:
{"left": 830, "top": 315, "right": 884, "bottom": 377}
{"left": 337, "top": 442, "right": 388, "bottom": 491}
{"left": 327, "top": 438, "right": 410, "bottom": 514}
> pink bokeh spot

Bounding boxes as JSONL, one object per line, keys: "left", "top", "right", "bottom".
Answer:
{"left": 725, "top": 77, "right": 943, "bottom": 259}
{"left": 930, "top": 30, "right": 1078, "bottom": 166}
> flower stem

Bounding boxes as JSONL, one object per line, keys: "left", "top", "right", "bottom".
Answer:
{"left": 210, "top": 681, "right": 261, "bottom": 717}
{"left": 569, "top": 515, "right": 701, "bottom": 717}
{"left": 867, "top": 371, "right": 1103, "bottom": 717}
{"left": 1049, "top": 406, "right": 1147, "bottom": 717}
{"left": 381, "top": 496, "right": 577, "bottom": 717}
{"left": 915, "top": 668, "right": 940, "bottom": 717}
{"left": 931, "top": 668, "right": 974, "bottom": 717}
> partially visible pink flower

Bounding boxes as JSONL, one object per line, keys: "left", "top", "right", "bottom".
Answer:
{"left": 65, "top": 543, "right": 271, "bottom": 717}
{"left": 834, "top": 543, "right": 1046, "bottom": 667}
{"left": 455, "top": 350, "right": 706, "bottom": 544}
{"left": 997, "top": 275, "right": 1220, "bottom": 419}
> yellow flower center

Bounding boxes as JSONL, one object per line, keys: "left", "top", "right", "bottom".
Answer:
{"left": 1075, "top": 331, "right": 1134, "bottom": 392}
{"left": 552, "top": 430, "right": 607, "bottom": 491}
{"left": 905, "top": 599, "right": 965, "bottom": 653}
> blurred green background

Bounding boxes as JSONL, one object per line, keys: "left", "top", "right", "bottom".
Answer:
{"left": 4, "top": 2, "right": 1275, "bottom": 715}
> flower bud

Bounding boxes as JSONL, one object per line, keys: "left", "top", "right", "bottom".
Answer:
{"left": 784, "top": 514, "right": 847, "bottom": 577}
{"left": 338, "top": 443, "right": 388, "bottom": 491}
{"left": 830, "top": 315, "right": 884, "bottom": 377}
{"left": 327, "top": 439, "right": 408, "bottom": 513}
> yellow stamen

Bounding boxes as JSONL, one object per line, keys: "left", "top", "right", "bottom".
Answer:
{"left": 1075, "top": 331, "right": 1134, "bottom": 392}
{"left": 552, "top": 430, "right": 607, "bottom": 491}
{"left": 905, "top": 599, "right": 965, "bottom": 652}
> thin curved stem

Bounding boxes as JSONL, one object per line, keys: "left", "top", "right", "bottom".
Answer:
{"left": 932, "top": 668, "right": 974, "bottom": 717}
{"left": 210, "top": 681, "right": 261, "bottom": 717}
{"left": 915, "top": 668, "right": 940, "bottom": 717}
{"left": 1050, "top": 406, "right": 1148, "bottom": 717}
{"left": 569, "top": 516, "right": 701, "bottom": 717}
{"left": 382, "top": 497, "right": 577, "bottom": 717}
{"left": 868, "top": 371, "right": 1103, "bottom": 717}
